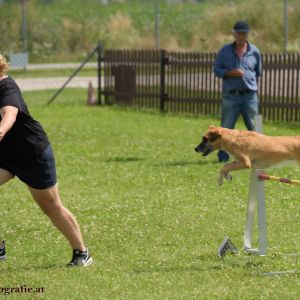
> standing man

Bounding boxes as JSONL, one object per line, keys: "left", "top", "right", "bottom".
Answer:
{"left": 214, "top": 21, "right": 262, "bottom": 162}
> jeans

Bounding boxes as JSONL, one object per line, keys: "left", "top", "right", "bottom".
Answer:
{"left": 218, "top": 91, "right": 259, "bottom": 162}
{"left": 221, "top": 91, "right": 259, "bottom": 130}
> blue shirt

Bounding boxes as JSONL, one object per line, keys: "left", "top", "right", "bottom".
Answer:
{"left": 214, "top": 42, "right": 262, "bottom": 93}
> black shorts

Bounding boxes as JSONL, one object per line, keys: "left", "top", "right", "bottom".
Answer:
{"left": 0, "top": 145, "right": 57, "bottom": 189}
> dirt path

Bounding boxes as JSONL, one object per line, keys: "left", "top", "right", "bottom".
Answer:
{"left": 15, "top": 76, "right": 100, "bottom": 91}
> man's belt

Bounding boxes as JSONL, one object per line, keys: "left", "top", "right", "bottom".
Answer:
{"left": 228, "top": 90, "right": 254, "bottom": 95}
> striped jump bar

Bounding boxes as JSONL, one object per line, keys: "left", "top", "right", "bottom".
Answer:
{"left": 258, "top": 174, "right": 300, "bottom": 186}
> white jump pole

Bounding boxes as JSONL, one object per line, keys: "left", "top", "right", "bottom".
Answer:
{"left": 244, "top": 115, "right": 267, "bottom": 255}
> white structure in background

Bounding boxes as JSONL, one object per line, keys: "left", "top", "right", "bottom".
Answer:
{"left": 9, "top": 52, "right": 29, "bottom": 70}
{"left": 244, "top": 115, "right": 267, "bottom": 256}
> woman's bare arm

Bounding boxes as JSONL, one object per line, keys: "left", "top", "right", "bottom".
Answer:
{"left": 0, "top": 106, "right": 18, "bottom": 141}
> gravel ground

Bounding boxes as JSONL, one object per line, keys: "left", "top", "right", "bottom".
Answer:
{"left": 15, "top": 76, "right": 100, "bottom": 91}
{"left": 11, "top": 62, "right": 97, "bottom": 70}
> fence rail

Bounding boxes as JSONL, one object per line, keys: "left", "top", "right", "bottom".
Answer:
{"left": 101, "top": 49, "right": 300, "bottom": 122}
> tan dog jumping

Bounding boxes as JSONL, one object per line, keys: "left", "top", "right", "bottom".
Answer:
{"left": 194, "top": 126, "right": 300, "bottom": 186}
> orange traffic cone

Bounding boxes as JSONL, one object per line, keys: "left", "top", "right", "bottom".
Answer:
{"left": 87, "top": 80, "right": 97, "bottom": 105}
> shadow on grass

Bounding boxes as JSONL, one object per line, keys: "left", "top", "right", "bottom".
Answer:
{"left": 104, "top": 157, "right": 144, "bottom": 163}
{"left": 131, "top": 253, "right": 290, "bottom": 275}
{"left": 132, "top": 262, "right": 264, "bottom": 275}
{"left": 132, "top": 254, "right": 223, "bottom": 274}
{"left": 103, "top": 157, "right": 222, "bottom": 167}
{"left": 157, "top": 160, "right": 220, "bottom": 167}
{"left": 133, "top": 265, "right": 206, "bottom": 274}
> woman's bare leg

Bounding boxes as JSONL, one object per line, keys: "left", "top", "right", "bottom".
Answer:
{"left": 0, "top": 168, "right": 13, "bottom": 185}
{"left": 0, "top": 168, "right": 13, "bottom": 259}
{"left": 28, "top": 184, "right": 85, "bottom": 251}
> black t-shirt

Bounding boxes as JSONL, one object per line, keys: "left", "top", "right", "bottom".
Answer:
{"left": 0, "top": 76, "right": 50, "bottom": 167}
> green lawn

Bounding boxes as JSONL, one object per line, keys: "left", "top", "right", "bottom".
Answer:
{"left": 1, "top": 90, "right": 300, "bottom": 299}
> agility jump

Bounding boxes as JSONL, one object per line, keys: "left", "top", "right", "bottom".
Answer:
{"left": 211, "top": 116, "right": 300, "bottom": 257}
{"left": 258, "top": 174, "right": 300, "bottom": 186}
{"left": 244, "top": 170, "right": 300, "bottom": 256}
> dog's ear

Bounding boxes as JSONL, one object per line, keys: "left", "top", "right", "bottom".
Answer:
{"left": 208, "top": 132, "right": 220, "bottom": 142}
{"left": 207, "top": 127, "right": 222, "bottom": 142}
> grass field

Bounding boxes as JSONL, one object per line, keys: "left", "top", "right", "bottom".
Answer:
{"left": 1, "top": 90, "right": 300, "bottom": 299}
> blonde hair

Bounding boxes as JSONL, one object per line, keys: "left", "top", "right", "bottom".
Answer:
{"left": 0, "top": 55, "right": 8, "bottom": 77}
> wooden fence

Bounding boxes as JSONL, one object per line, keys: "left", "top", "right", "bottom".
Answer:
{"left": 100, "top": 49, "right": 300, "bottom": 122}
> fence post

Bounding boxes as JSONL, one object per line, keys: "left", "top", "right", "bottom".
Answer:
{"left": 97, "top": 41, "right": 104, "bottom": 105}
{"left": 160, "top": 50, "right": 166, "bottom": 112}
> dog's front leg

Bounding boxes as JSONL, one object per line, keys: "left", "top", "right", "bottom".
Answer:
{"left": 223, "top": 162, "right": 236, "bottom": 180}
{"left": 218, "top": 170, "right": 225, "bottom": 186}
{"left": 218, "top": 161, "right": 237, "bottom": 185}
{"left": 218, "top": 156, "right": 251, "bottom": 186}
{"left": 218, "top": 169, "right": 233, "bottom": 186}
